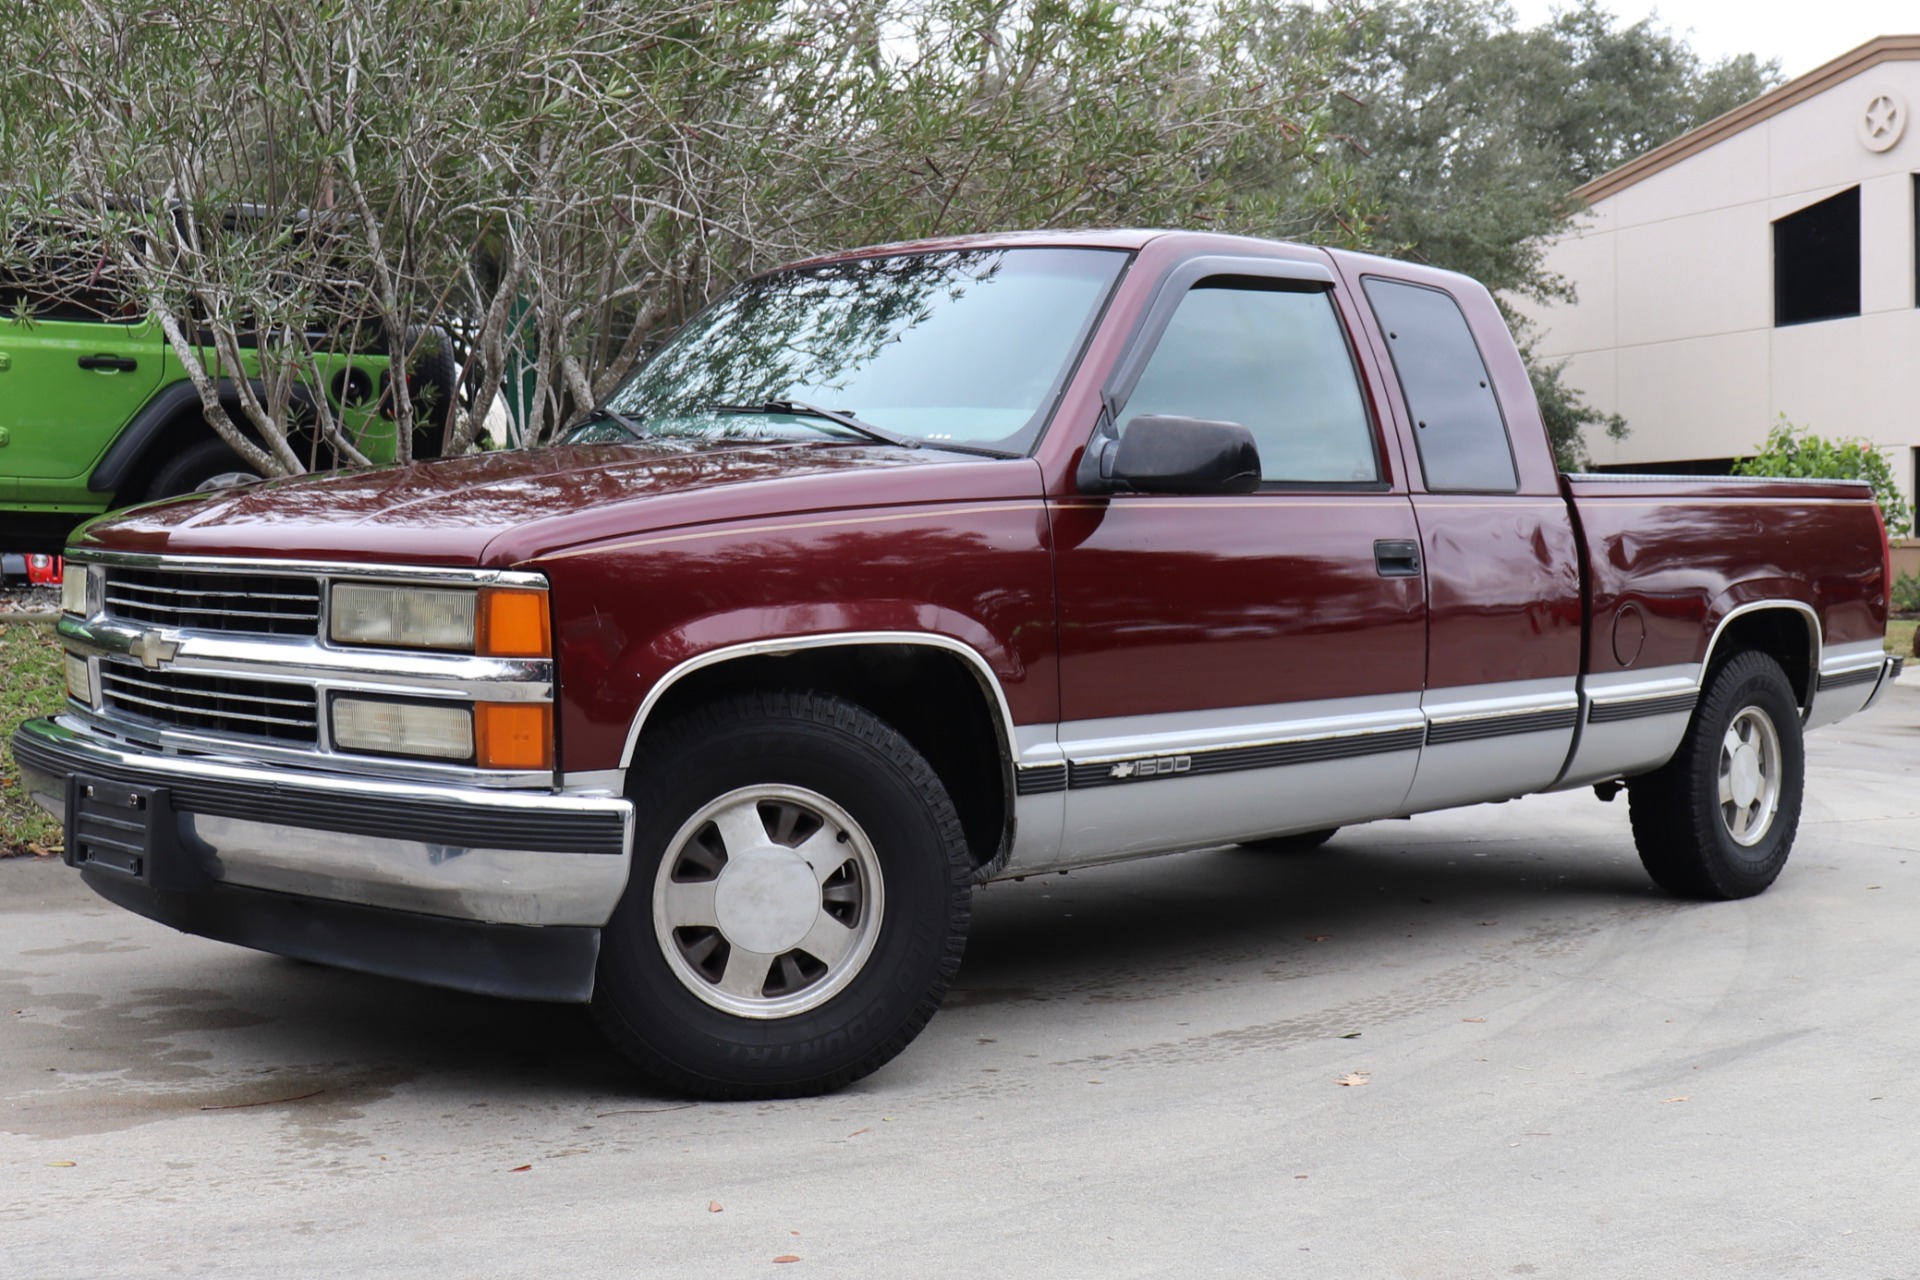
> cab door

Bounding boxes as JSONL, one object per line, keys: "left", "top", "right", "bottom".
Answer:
{"left": 0, "top": 282, "right": 165, "bottom": 504}
{"left": 1044, "top": 256, "right": 1428, "bottom": 868}
{"left": 1348, "top": 271, "right": 1584, "bottom": 811}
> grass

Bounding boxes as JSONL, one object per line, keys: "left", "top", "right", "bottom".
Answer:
{"left": 1, "top": 619, "right": 65, "bottom": 856}
{"left": 1887, "top": 617, "right": 1916, "bottom": 658}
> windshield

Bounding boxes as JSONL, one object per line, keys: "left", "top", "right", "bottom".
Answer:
{"left": 583, "top": 247, "right": 1127, "bottom": 453}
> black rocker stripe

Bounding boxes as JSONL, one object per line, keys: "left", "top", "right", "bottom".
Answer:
{"left": 1587, "top": 692, "right": 1698, "bottom": 724}
{"left": 1014, "top": 763, "right": 1069, "bottom": 795}
{"left": 1817, "top": 666, "right": 1881, "bottom": 692}
{"left": 1068, "top": 726, "right": 1426, "bottom": 790}
{"left": 1423, "top": 706, "right": 1580, "bottom": 746}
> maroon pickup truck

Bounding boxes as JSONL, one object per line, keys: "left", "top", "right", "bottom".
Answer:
{"left": 14, "top": 229, "right": 1899, "bottom": 1098}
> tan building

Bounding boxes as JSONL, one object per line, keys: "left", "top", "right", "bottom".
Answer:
{"left": 1519, "top": 35, "right": 1920, "bottom": 514}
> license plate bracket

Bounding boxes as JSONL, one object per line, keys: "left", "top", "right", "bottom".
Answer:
{"left": 64, "top": 774, "right": 196, "bottom": 889}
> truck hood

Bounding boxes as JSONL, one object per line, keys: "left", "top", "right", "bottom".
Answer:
{"left": 74, "top": 441, "right": 1044, "bottom": 566}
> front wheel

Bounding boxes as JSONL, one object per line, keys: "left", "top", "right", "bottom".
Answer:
{"left": 591, "top": 691, "right": 972, "bottom": 1099}
{"left": 1627, "top": 651, "right": 1805, "bottom": 899}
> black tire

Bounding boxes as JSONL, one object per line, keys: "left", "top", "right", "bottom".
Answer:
{"left": 141, "top": 438, "right": 263, "bottom": 501}
{"left": 1626, "top": 651, "right": 1804, "bottom": 900}
{"left": 384, "top": 326, "right": 458, "bottom": 459}
{"left": 591, "top": 690, "right": 972, "bottom": 1099}
{"left": 1240, "top": 827, "right": 1339, "bottom": 853}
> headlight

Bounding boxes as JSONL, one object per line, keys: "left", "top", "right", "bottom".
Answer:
{"left": 332, "top": 697, "right": 474, "bottom": 760}
{"left": 330, "top": 584, "right": 476, "bottom": 651}
{"left": 61, "top": 565, "right": 93, "bottom": 617}
{"left": 64, "top": 653, "right": 92, "bottom": 704}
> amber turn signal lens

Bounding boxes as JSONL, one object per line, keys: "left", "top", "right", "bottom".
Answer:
{"left": 478, "top": 588, "right": 551, "bottom": 658}
{"left": 475, "top": 702, "right": 553, "bottom": 771}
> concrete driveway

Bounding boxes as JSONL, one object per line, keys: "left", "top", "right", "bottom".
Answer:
{"left": 5, "top": 676, "right": 1918, "bottom": 1278}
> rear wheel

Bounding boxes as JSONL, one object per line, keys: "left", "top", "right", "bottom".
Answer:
{"left": 591, "top": 691, "right": 972, "bottom": 1099}
{"left": 1627, "top": 651, "right": 1804, "bottom": 899}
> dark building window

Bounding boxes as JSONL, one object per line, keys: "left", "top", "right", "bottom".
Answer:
{"left": 1773, "top": 186, "right": 1860, "bottom": 326}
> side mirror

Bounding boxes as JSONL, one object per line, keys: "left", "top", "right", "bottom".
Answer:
{"left": 1080, "top": 414, "right": 1262, "bottom": 495}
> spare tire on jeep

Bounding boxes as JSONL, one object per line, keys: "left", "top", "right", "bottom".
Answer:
{"left": 382, "top": 326, "right": 459, "bottom": 460}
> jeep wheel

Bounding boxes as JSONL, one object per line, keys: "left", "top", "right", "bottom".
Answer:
{"left": 591, "top": 691, "right": 972, "bottom": 1099}
{"left": 142, "top": 439, "right": 262, "bottom": 500}
{"left": 1626, "top": 651, "right": 1805, "bottom": 899}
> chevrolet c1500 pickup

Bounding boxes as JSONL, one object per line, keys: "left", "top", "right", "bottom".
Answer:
{"left": 12, "top": 229, "right": 1902, "bottom": 1099}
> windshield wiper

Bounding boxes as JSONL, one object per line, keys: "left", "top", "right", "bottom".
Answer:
{"left": 573, "top": 406, "right": 648, "bottom": 441}
{"left": 707, "top": 399, "right": 920, "bottom": 451}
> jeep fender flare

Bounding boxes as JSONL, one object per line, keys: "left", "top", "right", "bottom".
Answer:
{"left": 89, "top": 378, "right": 316, "bottom": 494}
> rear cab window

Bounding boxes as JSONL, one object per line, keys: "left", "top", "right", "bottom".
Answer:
{"left": 1361, "top": 277, "right": 1517, "bottom": 493}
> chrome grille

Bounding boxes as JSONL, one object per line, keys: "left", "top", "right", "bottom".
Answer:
{"left": 102, "top": 567, "right": 321, "bottom": 637}
{"left": 99, "top": 663, "right": 320, "bottom": 745}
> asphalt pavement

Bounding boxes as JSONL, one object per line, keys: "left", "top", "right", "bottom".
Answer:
{"left": 4, "top": 676, "right": 1919, "bottom": 1278}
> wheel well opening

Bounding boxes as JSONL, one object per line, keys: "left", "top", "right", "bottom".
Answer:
{"left": 642, "top": 645, "right": 1012, "bottom": 870}
{"left": 126, "top": 395, "right": 353, "bottom": 502}
{"left": 1710, "top": 610, "right": 1813, "bottom": 706}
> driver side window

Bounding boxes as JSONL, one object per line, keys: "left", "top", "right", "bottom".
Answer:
{"left": 1122, "top": 282, "right": 1379, "bottom": 485}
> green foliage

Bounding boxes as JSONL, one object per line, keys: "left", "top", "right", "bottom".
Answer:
{"left": 1524, "top": 339, "right": 1626, "bottom": 472}
{"left": 1732, "top": 418, "right": 1912, "bottom": 536}
{"left": 1891, "top": 572, "right": 1920, "bottom": 615}
{"left": 1250, "top": 0, "right": 1780, "bottom": 470}
{"left": 1304, "top": 0, "right": 1780, "bottom": 302}
{"left": 0, "top": 620, "right": 64, "bottom": 856}
{"left": 0, "top": 0, "right": 1379, "bottom": 453}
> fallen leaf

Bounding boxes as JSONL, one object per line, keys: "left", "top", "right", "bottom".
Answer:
{"left": 846, "top": 1127, "right": 870, "bottom": 1138}
{"left": 1306, "top": 934, "right": 1331, "bottom": 943}
{"left": 773, "top": 1257, "right": 801, "bottom": 1265}
{"left": 1337, "top": 1072, "right": 1370, "bottom": 1087}
{"left": 1087, "top": 1079, "right": 1102, "bottom": 1085}
{"left": 595, "top": 1103, "right": 696, "bottom": 1119}
{"left": 46, "top": 1160, "right": 75, "bottom": 1168}
{"left": 509, "top": 1164, "right": 533, "bottom": 1172}
{"left": 1338, "top": 1032, "right": 1362, "bottom": 1039}
{"left": 1659, "top": 1097, "right": 1689, "bottom": 1105}
{"left": 1293, "top": 1174, "right": 1309, "bottom": 1180}
{"left": 1462, "top": 1017, "right": 1487, "bottom": 1023}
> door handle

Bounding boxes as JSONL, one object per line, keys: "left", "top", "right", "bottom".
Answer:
{"left": 78, "top": 355, "right": 138, "bottom": 372}
{"left": 1374, "top": 539, "right": 1422, "bottom": 578}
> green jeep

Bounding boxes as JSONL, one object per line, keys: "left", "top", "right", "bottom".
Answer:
{"left": 0, "top": 266, "right": 453, "bottom": 554}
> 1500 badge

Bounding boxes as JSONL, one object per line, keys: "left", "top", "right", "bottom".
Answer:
{"left": 1109, "top": 755, "right": 1193, "bottom": 780}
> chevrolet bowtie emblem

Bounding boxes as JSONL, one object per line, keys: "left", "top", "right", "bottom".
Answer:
{"left": 128, "top": 631, "right": 180, "bottom": 670}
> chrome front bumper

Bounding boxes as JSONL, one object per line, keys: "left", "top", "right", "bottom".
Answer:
{"left": 13, "top": 716, "right": 634, "bottom": 930}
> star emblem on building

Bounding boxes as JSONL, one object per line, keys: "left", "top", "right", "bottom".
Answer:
{"left": 1865, "top": 94, "right": 1899, "bottom": 138}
